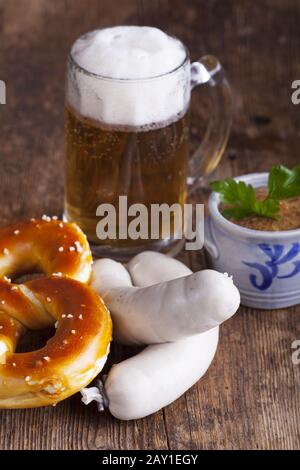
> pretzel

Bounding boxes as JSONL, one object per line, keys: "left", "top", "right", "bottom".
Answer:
{"left": 0, "top": 276, "right": 112, "bottom": 408}
{"left": 0, "top": 218, "right": 92, "bottom": 283}
{"left": 0, "top": 218, "right": 111, "bottom": 408}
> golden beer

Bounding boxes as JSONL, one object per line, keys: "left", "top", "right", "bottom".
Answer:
{"left": 64, "top": 104, "right": 189, "bottom": 247}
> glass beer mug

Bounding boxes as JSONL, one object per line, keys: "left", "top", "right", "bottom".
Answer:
{"left": 64, "top": 27, "right": 232, "bottom": 259}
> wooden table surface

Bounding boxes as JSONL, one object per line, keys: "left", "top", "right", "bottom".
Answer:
{"left": 1, "top": 0, "right": 300, "bottom": 450}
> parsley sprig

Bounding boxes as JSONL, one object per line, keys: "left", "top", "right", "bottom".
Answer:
{"left": 211, "top": 164, "right": 300, "bottom": 221}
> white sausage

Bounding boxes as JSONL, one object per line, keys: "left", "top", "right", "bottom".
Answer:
{"left": 91, "top": 258, "right": 240, "bottom": 344}
{"left": 107, "top": 253, "right": 217, "bottom": 419}
{"left": 127, "top": 251, "right": 191, "bottom": 286}
{"left": 82, "top": 252, "right": 221, "bottom": 420}
{"left": 105, "top": 328, "right": 218, "bottom": 420}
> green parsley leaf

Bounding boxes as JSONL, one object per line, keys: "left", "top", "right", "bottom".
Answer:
{"left": 211, "top": 178, "right": 279, "bottom": 220}
{"left": 252, "top": 197, "right": 279, "bottom": 218}
{"left": 222, "top": 206, "right": 254, "bottom": 220}
{"left": 268, "top": 164, "right": 300, "bottom": 199}
{"left": 211, "top": 164, "right": 300, "bottom": 222}
{"left": 211, "top": 179, "right": 255, "bottom": 206}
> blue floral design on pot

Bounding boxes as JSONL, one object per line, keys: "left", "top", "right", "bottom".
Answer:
{"left": 243, "top": 243, "right": 300, "bottom": 290}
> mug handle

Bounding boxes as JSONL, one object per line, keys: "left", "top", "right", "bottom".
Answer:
{"left": 188, "top": 55, "right": 233, "bottom": 194}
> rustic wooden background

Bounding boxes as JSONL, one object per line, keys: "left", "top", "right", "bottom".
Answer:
{"left": 1, "top": 0, "right": 300, "bottom": 450}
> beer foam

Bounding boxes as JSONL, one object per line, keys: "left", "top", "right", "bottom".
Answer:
{"left": 71, "top": 26, "right": 186, "bottom": 79}
{"left": 67, "top": 26, "right": 190, "bottom": 128}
